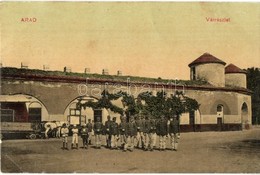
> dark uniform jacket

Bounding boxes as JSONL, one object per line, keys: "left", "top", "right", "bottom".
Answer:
{"left": 143, "top": 119, "right": 151, "bottom": 133}
{"left": 127, "top": 122, "right": 137, "bottom": 137}
{"left": 86, "top": 122, "right": 93, "bottom": 132}
{"left": 119, "top": 122, "right": 128, "bottom": 135}
{"left": 110, "top": 121, "right": 119, "bottom": 136}
{"left": 150, "top": 119, "right": 157, "bottom": 133}
{"left": 81, "top": 126, "right": 88, "bottom": 138}
{"left": 135, "top": 119, "right": 144, "bottom": 132}
{"left": 105, "top": 120, "right": 113, "bottom": 134}
{"left": 156, "top": 118, "right": 168, "bottom": 136}
{"left": 168, "top": 118, "right": 179, "bottom": 134}
{"left": 94, "top": 122, "right": 103, "bottom": 135}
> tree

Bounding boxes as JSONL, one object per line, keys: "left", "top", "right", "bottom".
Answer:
{"left": 76, "top": 89, "right": 200, "bottom": 121}
{"left": 246, "top": 67, "right": 260, "bottom": 124}
{"left": 138, "top": 90, "right": 200, "bottom": 119}
{"left": 77, "top": 90, "right": 124, "bottom": 115}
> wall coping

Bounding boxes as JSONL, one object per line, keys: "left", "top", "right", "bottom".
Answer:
{"left": 2, "top": 73, "right": 252, "bottom": 95}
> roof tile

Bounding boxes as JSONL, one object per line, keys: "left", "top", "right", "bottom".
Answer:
{"left": 189, "top": 53, "right": 226, "bottom": 67}
{"left": 225, "top": 64, "right": 246, "bottom": 74}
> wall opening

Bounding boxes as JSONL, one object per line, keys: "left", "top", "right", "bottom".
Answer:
{"left": 217, "top": 104, "right": 224, "bottom": 130}
{"left": 190, "top": 67, "right": 196, "bottom": 80}
{"left": 241, "top": 102, "right": 249, "bottom": 129}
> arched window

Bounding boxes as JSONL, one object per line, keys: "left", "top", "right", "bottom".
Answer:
{"left": 217, "top": 105, "right": 223, "bottom": 112}
{"left": 28, "top": 102, "right": 42, "bottom": 122}
{"left": 190, "top": 67, "right": 196, "bottom": 80}
{"left": 241, "top": 102, "right": 248, "bottom": 126}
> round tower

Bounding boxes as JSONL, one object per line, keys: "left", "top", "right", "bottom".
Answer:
{"left": 225, "top": 64, "right": 247, "bottom": 88}
{"left": 188, "top": 53, "right": 226, "bottom": 87}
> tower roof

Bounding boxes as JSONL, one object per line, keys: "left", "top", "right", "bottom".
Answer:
{"left": 225, "top": 64, "right": 247, "bottom": 74}
{"left": 188, "top": 53, "right": 226, "bottom": 67}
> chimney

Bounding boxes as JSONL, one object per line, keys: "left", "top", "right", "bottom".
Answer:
{"left": 117, "top": 70, "right": 122, "bottom": 76}
{"left": 64, "top": 66, "right": 72, "bottom": 73}
{"left": 21, "top": 62, "right": 28, "bottom": 69}
{"left": 102, "top": 69, "right": 109, "bottom": 75}
{"left": 43, "top": 65, "right": 50, "bottom": 71}
{"left": 84, "top": 68, "right": 90, "bottom": 74}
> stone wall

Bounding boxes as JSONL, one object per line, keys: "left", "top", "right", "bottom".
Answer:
{"left": 195, "top": 63, "right": 225, "bottom": 87}
{"left": 1, "top": 78, "right": 252, "bottom": 128}
{"left": 225, "top": 73, "right": 247, "bottom": 88}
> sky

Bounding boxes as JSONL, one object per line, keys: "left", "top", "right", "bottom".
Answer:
{"left": 1, "top": 2, "right": 260, "bottom": 80}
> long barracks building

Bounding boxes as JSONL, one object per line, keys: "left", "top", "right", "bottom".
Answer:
{"left": 0, "top": 53, "right": 252, "bottom": 132}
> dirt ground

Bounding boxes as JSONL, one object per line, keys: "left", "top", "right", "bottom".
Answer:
{"left": 1, "top": 127, "right": 260, "bottom": 173}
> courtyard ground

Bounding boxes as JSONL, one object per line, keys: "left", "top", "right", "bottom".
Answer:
{"left": 1, "top": 127, "right": 260, "bottom": 173}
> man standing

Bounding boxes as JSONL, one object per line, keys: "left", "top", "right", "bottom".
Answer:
{"left": 61, "top": 123, "right": 69, "bottom": 150}
{"left": 94, "top": 117, "right": 103, "bottom": 149}
{"left": 168, "top": 115, "right": 180, "bottom": 151}
{"left": 71, "top": 124, "right": 79, "bottom": 149}
{"left": 86, "top": 119, "right": 93, "bottom": 145}
{"left": 135, "top": 115, "right": 144, "bottom": 149}
{"left": 110, "top": 117, "right": 119, "bottom": 149}
{"left": 157, "top": 115, "right": 168, "bottom": 151}
{"left": 81, "top": 123, "right": 89, "bottom": 149}
{"left": 105, "top": 115, "right": 113, "bottom": 148}
{"left": 127, "top": 116, "right": 137, "bottom": 152}
{"left": 119, "top": 115, "right": 128, "bottom": 152}
{"left": 143, "top": 116, "right": 151, "bottom": 151}
{"left": 150, "top": 118, "right": 157, "bottom": 150}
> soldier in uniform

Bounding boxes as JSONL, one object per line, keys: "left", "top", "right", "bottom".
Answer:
{"left": 110, "top": 117, "right": 119, "bottom": 149}
{"left": 143, "top": 116, "right": 151, "bottom": 151}
{"left": 61, "top": 123, "right": 69, "bottom": 150}
{"left": 119, "top": 115, "right": 128, "bottom": 151}
{"left": 150, "top": 118, "right": 157, "bottom": 149}
{"left": 81, "top": 123, "right": 89, "bottom": 149}
{"left": 168, "top": 115, "right": 180, "bottom": 151}
{"left": 71, "top": 124, "right": 79, "bottom": 149}
{"left": 127, "top": 116, "right": 137, "bottom": 152}
{"left": 105, "top": 115, "right": 113, "bottom": 148}
{"left": 86, "top": 119, "right": 93, "bottom": 145}
{"left": 135, "top": 115, "right": 144, "bottom": 149}
{"left": 157, "top": 115, "right": 168, "bottom": 151}
{"left": 94, "top": 117, "right": 103, "bottom": 149}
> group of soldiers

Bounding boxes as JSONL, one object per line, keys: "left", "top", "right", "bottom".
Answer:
{"left": 60, "top": 114, "right": 180, "bottom": 152}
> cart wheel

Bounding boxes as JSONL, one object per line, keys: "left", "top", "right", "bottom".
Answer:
{"left": 29, "top": 134, "right": 37, "bottom": 139}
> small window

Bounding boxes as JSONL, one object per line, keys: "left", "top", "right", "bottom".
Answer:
{"left": 217, "top": 105, "right": 223, "bottom": 112}
{"left": 28, "top": 108, "right": 41, "bottom": 122}
{"left": 191, "top": 67, "right": 196, "bottom": 80}
{"left": 0, "top": 109, "right": 14, "bottom": 122}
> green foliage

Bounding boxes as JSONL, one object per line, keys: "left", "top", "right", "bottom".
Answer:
{"left": 1, "top": 67, "right": 209, "bottom": 86}
{"left": 138, "top": 90, "right": 200, "bottom": 119}
{"left": 78, "top": 90, "right": 124, "bottom": 115}
{"left": 247, "top": 67, "right": 260, "bottom": 91}
{"left": 76, "top": 89, "right": 200, "bottom": 119}
{"left": 118, "top": 91, "right": 143, "bottom": 117}
{"left": 246, "top": 67, "right": 260, "bottom": 124}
